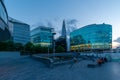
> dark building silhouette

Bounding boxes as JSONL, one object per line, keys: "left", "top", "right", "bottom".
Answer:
{"left": 61, "top": 20, "right": 67, "bottom": 38}
{"left": 0, "top": 0, "right": 11, "bottom": 41}
{"left": 56, "top": 20, "right": 67, "bottom": 52}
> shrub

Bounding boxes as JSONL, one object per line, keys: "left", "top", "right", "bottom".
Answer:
{"left": 56, "top": 45, "right": 65, "bottom": 53}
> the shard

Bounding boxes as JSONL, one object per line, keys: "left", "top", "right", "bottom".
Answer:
{"left": 61, "top": 20, "right": 67, "bottom": 38}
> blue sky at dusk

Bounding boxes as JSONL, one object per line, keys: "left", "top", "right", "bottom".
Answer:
{"left": 5, "top": 0, "right": 120, "bottom": 43}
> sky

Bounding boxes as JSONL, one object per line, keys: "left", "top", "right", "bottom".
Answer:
{"left": 5, "top": 0, "right": 120, "bottom": 47}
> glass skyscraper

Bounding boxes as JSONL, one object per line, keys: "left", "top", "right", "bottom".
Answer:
{"left": 56, "top": 20, "right": 67, "bottom": 51}
{"left": 0, "top": 0, "right": 11, "bottom": 41}
{"left": 70, "top": 23, "right": 112, "bottom": 52}
{"left": 31, "top": 26, "right": 53, "bottom": 47}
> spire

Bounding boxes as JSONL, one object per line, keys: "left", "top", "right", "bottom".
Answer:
{"left": 61, "top": 20, "right": 66, "bottom": 38}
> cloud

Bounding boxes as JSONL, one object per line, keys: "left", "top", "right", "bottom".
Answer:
{"left": 66, "top": 19, "right": 78, "bottom": 34}
{"left": 66, "top": 19, "right": 78, "bottom": 25}
{"left": 31, "top": 21, "right": 47, "bottom": 30}
{"left": 31, "top": 19, "right": 78, "bottom": 38}
{"left": 112, "top": 42, "right": 120, "bottom": 49}
{"left": 114, "top": 37, "right": 120, "bottom": 43}
{"left": 47, "top": 21, "right": 54, "bottom": 28}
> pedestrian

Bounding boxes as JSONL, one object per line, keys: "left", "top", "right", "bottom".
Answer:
{"left": 104, "top": 57, "right": 108, "bottom": 62}
{"left": 97, "top": 58, "right": 102, "bottom": 66}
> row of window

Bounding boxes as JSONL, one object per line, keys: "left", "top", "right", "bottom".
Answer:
{"left": 14, "top": 38, "right": 30, "bottom": 44}
{"left": 71, "top": 44, "right": 111, "bottom": 50}
{"left": 14, "top": 27, "right": 30, "bottom": 33}
{"left": 13, "top": 31, "right": 30, "bottom": 37}
{"left": 70, "top": 24, "right": 112, "bottom": 50}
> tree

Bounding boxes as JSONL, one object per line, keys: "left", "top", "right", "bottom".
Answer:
{"left": 33, "top": 44, "right": 41, "bottom": 53}
{"left": 56, "top": 37, "right": 67, "bottom": 52}
{"left": 56, "top": 45, "right": 65, "bottom": 53}
{"left": 24, "top": 42, "right": 34, "bottom": 52}
{"left": 0, "top": 41, "right": 6, "bottom": 51}
{"left": 41, "top": 47, "right": 48, "bottom": 53}
{"left": 14, "top": 43, "right": 23, "bottom": 51}
{"left": 5, "top": 41, "right": 14, "bottom": 51}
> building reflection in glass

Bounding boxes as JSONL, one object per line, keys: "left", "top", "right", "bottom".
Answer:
{"left": 70, "top": 23, "right": 112, "bottom": 52}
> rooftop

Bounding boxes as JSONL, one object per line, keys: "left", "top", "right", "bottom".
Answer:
{"left": 71, "top": 23, "right": 112, "bottom": 34}
{"left": 8, "top": 17, "right": 29, "bottom": 25}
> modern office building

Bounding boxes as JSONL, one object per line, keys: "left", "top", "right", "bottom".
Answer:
{"left": 9, "top": 17, "right": 30, "bottom": 44}
{"left": 0, "top": 0, "right": 11, "bottom": 41}
{"left": 31, "top": 26, "right": 53, "bottom": 47}
{"left": 70, "top": 23, "right": 112, "bottom": 52}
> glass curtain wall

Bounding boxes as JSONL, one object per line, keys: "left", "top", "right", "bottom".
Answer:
{"left": 70, "top": 24, "right": 112, "bottom": 52}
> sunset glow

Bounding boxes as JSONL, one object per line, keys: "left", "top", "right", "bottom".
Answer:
{"left": 112, "top": 42, "right": 120, "bottom": 49}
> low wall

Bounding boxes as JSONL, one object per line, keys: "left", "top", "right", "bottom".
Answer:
{"left": 31, "top": 55, "right": 53, "bottom": 68}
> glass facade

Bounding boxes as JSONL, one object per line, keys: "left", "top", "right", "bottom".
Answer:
{"left": 0, "top": 0, "right": 7, "bottom": 24}
{"left": 0, "top": 0, "right": 11, "bottom": 41}
{"left": 9, "top": 18, "right": 30, "bottom": 44}
{"left": 70, "top": 24, "right": 112, "bottom": 51}
{"left": 31, "top": 26, "right": 53, "bottom": 47}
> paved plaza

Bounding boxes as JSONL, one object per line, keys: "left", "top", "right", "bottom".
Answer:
{"left": 0, "top": 52, "right": 120, "bottom": 80}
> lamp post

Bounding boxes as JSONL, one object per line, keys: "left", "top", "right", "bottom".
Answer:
{"left": 47, "top": 35, "right": 52, "bottom": 57}
{"left": 47, "top": 38, "right": 50, "bottom": 57}
{"left": 47, "top": 28, "right": 54, "bottom": 57}
{"left": 52, "top": 32, "right": 56, "bottom": 59}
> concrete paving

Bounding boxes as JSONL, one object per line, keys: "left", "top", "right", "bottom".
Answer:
{"left": 0, "top": 52, "right": 120, "bottom": 80}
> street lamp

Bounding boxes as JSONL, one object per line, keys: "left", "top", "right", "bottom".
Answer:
{"left": 47, "top": 28, "right": 54, "bottom": 57}
{"left": 52, "top": 32, "right": 56, "bottom": 59}
{"left": 47, "top": 38, "right": 50, "bottom": 57}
